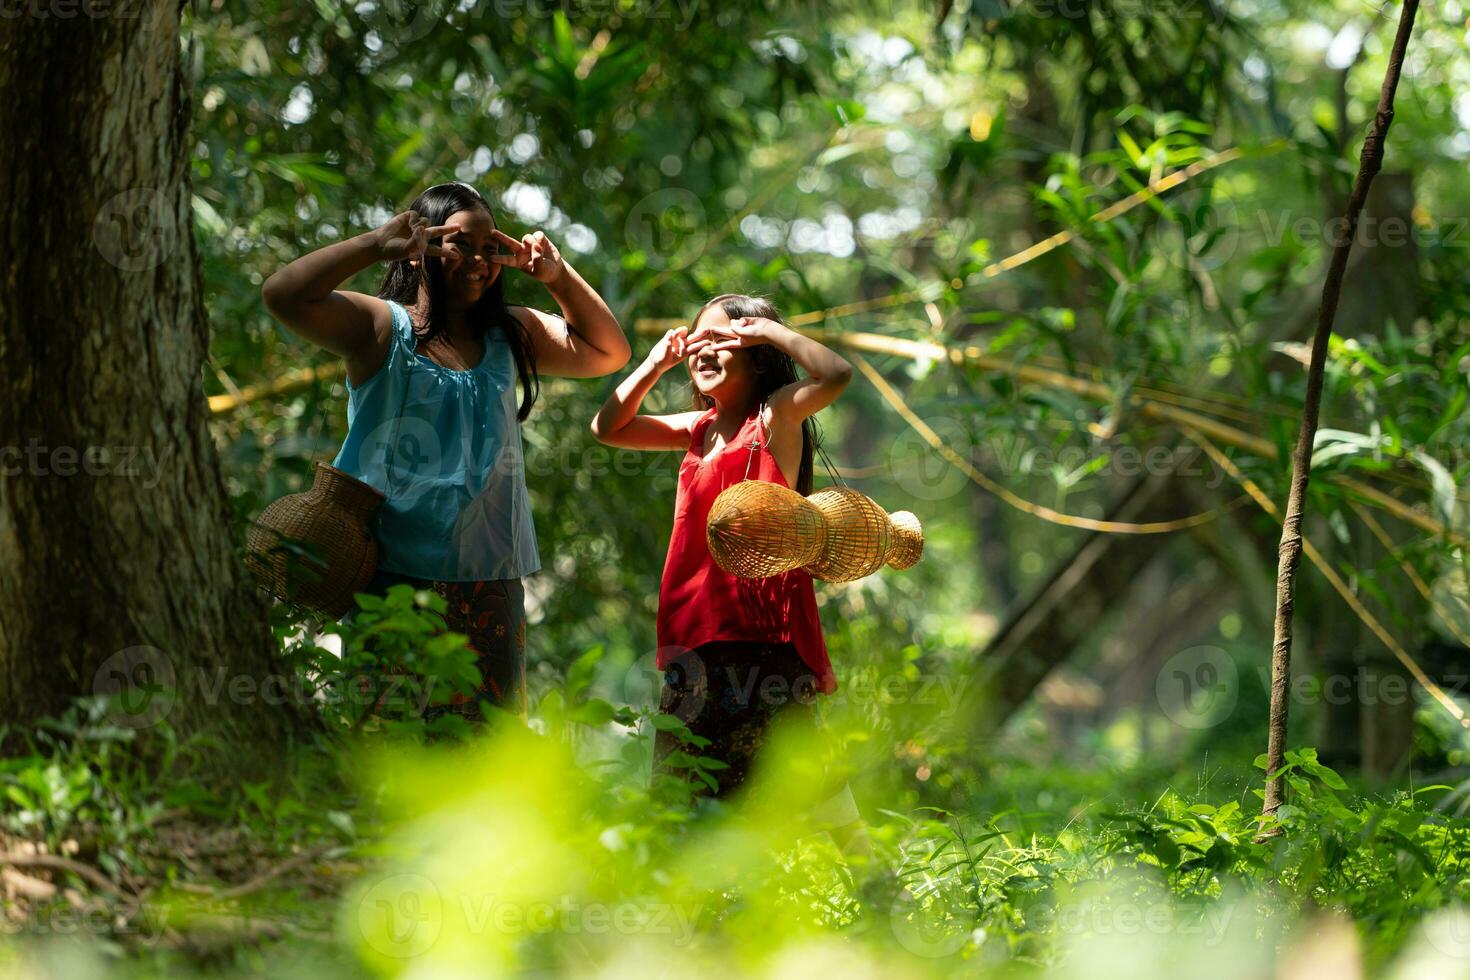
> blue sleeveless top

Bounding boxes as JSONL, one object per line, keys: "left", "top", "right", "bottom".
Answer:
{"left": 332, "top": 300, "right": 541, "bottom": 582}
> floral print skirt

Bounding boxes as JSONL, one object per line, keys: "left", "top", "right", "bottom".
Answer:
{"left": 426, "top": 578, "right": 528, "bottom": 720}
{"left": 353, "top": 570, "right": 528, "bottom": 721}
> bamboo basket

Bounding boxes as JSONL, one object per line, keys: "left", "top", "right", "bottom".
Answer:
{"left": 804, "top": 486, "right": 892, "bottom": 582}
{"left": 245, "top": 462, "right": 383, "bottom": 617}
{"left": 707, "top": 480, "right": 828, "bottom": 578}
{"left": 886, "top": 510, "right": 925, "bottom": 570}
{"left": 706, "top": 481, "right": 925, "bottom": 583}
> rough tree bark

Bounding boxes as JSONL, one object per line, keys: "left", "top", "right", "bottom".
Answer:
{"left": 1261, "top": 0, "right": 1420, "bottom": 820}
{"left": 0, "top": 1, "right": 301, "bottom": 756}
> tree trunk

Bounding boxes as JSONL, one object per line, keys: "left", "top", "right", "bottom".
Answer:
{"left": 968, "top": 469, "right": 1188, "bottom": 735}
{"left": 1261, "top": 0, "right": 1420, "bottom": 820}
{"left": 0, "top": 1, "right": 300, "bottom": 758}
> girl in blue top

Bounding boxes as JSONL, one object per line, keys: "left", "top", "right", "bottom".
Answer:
{"left": 263, "top": 182, "right": 630, "bottom": 718}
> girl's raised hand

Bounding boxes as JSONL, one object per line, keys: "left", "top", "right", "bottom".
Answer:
{"left": 702, "top": 315, "right": 775, "bottom": 351}
{"left": 648, "top": 326, "right": 687, "bottom": 372}
{"left": 490, "top": 228, "right": 566, "bottom": 283}
{"left": 649, "top": 326, "right": 712, "bottom": 372}
{"left": 371, "top": 210, "right": 458, "bottom": 262}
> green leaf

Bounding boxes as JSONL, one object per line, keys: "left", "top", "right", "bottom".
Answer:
{"left": 1303, "top": 761, "right": 1348, "bottom": 790}
{"left": 815, "top": 142, "right": 865, "bottom": 167}
{"left": 385, "top": 132, "right": 426, "bottom": 172}
{"left": 565, "top": 645, "right": 604, "bottom": 701}
{"left": 539, "top": 688, "right": 565, "bottom": 721}
{"left": 823, "top": 98, "right": 865, "bottom": 125}
{"left": 567, "top": 698, "right": 616, "bottom": 727}
{"left": 1117, "top": 130, "right": 1146, "bottom": 167}
{"left": 1411, "top": 449, "right": 1456, "bottom": 524}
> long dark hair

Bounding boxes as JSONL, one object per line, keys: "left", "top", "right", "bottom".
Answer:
{"left": 691, "top": 294, "right": 821, "bottom": 495}
{"left": 377, "top": 182, "right": 540, "bottom": 421}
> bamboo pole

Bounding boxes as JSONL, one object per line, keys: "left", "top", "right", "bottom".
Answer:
{"left": 850, "top": 351, "right": 1251, "bottom": 533}
{"left": 1186, "top": 429, "right": 1469, "bottom": 735}
{"left": 207, "top": 362, "right": 340, "bottom": 415}
{"left": 631, "top": 320, "right": 1466, "bottom": 547}
{"left": 211, "top": 326, "right": 1461, "bottom": 546}
{"left": 1259, "top": 0, "right": 1421, "bottom": 822}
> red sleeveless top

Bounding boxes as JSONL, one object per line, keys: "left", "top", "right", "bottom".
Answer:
{"left": 656, "top": 407, "right": 836, "bottom": 694}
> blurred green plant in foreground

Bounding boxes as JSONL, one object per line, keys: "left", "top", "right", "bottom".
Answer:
{"left": 4, "top": 619, "right": 1470, "bottom": 977}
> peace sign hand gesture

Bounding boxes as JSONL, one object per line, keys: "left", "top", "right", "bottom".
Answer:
{"left": 371, "top": 210, "right": 458, "bottom": 262}
{"left": 490, "top": 228, "right": 566, "bottom": 284}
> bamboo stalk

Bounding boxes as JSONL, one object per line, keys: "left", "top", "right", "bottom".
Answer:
{"left": 632, "top": 321, "right": 1465, "bottom": 547}
{"left": 1186, "top": 429, "right": 1468, "bottom": 735}
{"left": 207, "top": 361, "right": 340, "bottom": 414}
{"left": 1260, "top": 0, "right": 1420, "bottom": 822}
{"left": 1350, "top": 500, "right": 1470, "bottom": 650}
{"left": 851, "top": 352, "right": 1251, "bottom": 533}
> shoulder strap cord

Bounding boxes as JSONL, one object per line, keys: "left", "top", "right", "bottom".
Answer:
{"left": 742, "top": 402, "right": 846, "bottom": 490}
{"left": 384, "top": 302, "right": 415, "bottom": 501}
{"left": 741, "top": 402, "right": 768, "bottom": 482}
{"left": 815, "top": 439, "right": 844, "bottom": 489}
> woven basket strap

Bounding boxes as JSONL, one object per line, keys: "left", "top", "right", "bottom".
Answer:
{"left": 742, "top": 402, "right": 770, "bottom": 483}
{"left": 816, "top": 441, "right": 844, "bottom": 488}
{"left": 741, "top": 403, "right": 841, "bottom": 488}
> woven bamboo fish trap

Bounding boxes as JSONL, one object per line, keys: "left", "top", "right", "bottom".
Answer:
{"left": 245, "top": 462, "right": 383, "bottom": 617}
{"left": 885, "top": 510, "right": 925, "bottom": 571}
{"left": 707, "top": 480, "right": 828, "bottom": 577}
{"left": 706, "top": 481, "right": 924, "bottom": 582}
{"left": 804, "top": 487, "right": 891, "bottom": 582}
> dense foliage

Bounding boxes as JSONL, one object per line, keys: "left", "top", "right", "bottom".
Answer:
{"left": 4, "top": 0, "right": 1470, "bottom": 975}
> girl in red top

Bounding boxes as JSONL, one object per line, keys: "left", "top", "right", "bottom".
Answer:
{"left": 591, "top": 294, "right": 854, "bottom": 799}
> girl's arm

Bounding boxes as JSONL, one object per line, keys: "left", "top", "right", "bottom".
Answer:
{"left": 590, "top": 327, "right": 709, "bottom": 450}
{"left": 699, "top": 316, "right": 854, "bottom": 421}
{"left": 492, "top": 229, "right": 631, "bottom": 379}
{"left": 261, "top": 211, "right": 452, "bottom": 384}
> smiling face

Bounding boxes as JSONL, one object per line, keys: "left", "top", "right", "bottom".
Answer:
{"left": 435, "top": 207, "right": 502, "bottom": 306}
{"left": 686, "top": 304, "right": 758, "bottom": 404}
